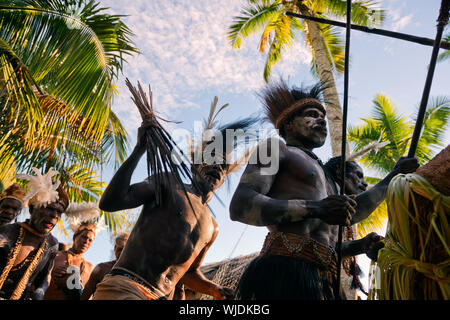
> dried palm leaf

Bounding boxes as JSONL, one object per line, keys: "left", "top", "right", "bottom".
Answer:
{"left": 125, "top": 78, "right": 200, "bottom": 207}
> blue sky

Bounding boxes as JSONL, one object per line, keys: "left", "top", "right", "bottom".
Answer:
{"left": 48, "top": 0, "right": 449, "bottom": 297}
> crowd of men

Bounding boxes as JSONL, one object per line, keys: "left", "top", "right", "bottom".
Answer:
{"left": 0, "top": 80, "right": 419, "bottom": 300}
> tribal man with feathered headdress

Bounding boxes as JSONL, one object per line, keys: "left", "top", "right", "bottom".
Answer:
{"left": 230, "top": 79, "right": 419, "bottom": 300}
{"left": 0, "top": 168, "right": 69, "bottom": 300}
{"left": 92, "top": 81, "right": 257, "bottom": 300}
{"left": 0, "top": 183, "right": 27, "bottom": 226}
{"left": 44, "top": 202, "right": 102, "bottom": 300}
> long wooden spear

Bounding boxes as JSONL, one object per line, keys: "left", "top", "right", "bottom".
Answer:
{"left": 408, "top": 0, "right": 449, "bottom": 157}
{"left": 335, "top": 0, "right": 352, "bottom": 301}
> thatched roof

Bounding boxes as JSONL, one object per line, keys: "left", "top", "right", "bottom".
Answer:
{"left": 185, "top": 252, "right": 259, "bottom": 300}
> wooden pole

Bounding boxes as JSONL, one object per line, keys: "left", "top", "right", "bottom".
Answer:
{"left": 285, "top": 11, "right": 450, "bottom": 50}
{"left": 335, "top": 0, "right": 352, "bottom": 300}
{"left": 408, "top": 0, "right": 449, "bottom": 157}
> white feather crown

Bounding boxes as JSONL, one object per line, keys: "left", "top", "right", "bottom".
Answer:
{"left": 17, "top": 167, "right": 61, "bottom": 208}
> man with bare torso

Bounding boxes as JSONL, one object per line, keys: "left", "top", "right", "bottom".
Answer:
{"left": 91, "top": 119, "right": 241, "bottom": 300}
{"left": 231, "top": 81, "right": 419, "bottom": 299}
{"left": 81, "top": 232, "right": 129, "bottom": 300}
{"left": 0, "top": 170, "right": 69, "bottom": 300}
{"left": 44, "top": 222, "right": 96, "bottom": 300}
{"left": 0, "top": 184, "right": 26, "bottom": 227}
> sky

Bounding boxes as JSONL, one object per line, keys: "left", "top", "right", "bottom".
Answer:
{"left": 44, "top": 0, "right": 449, "bottom": 298}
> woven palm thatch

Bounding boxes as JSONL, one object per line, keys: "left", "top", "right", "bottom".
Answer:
{"left": 184, "top": 252, "right": 259, "bottom": 300}
{"left": 372, "top": 145, "right": 450, "bottom": 300}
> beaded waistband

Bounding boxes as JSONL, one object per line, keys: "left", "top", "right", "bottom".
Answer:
{"left": 260, "top": 232, "right": 338, "bottom": 273}
{"left": 107, "top": 268, "right": 166, "bottom": 300}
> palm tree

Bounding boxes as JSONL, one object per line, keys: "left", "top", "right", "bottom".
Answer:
{"left": 227, "top": 0, "right": 385, "bottom": 156}
{"left": 437, "top": 32, "right": 449, "bottom": 63}
{"left": 0, "top": 0, "right": 139, "bottom": 233}
{"left": 348, "top": 94, "right": 450, "bottom": 237}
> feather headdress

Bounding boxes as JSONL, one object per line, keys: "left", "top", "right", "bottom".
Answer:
{"left": 260, "top": 80, "right": 327, "bottom": 134}
{"left": 189, "top": 96, "right": 259, "bottom": 175}
{"left": 66, "top": 202, "right": 104, "bottom": 237}
{"left": 16, "top": 167, "right": 69, "bottom": 209}
{"left": 0, "top": 183, "right": 26, "bottom": 205}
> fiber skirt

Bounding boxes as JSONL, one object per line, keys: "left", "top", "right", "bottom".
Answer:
{"left": 235, "top": 254, "right": 342, "bottom": 300}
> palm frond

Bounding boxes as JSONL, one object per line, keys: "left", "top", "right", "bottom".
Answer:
{"left": 357, "top": 200, "right": 388, "bottom": 238}
{"left": 263, "top": 13, "right": 297, "bottom": 81}
{"left": 414, "top": 96, "right": 450, "bottom": 162}
{"left": 0, "top": 4, "right": 113, "bottom": 143}
{"left": 227, "top": 1, "right": 281, "bottom": 49}
{"left": 437, "top": 33, "right": 449, "bottom": 63}
{"left": 312, "top": 0, "right": 385, "bottom": 27}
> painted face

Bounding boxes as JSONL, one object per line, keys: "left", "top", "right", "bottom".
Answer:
{"left": 0, "top": 198, "right": 22, "bottom": 225}
{"left": 114, "top": 238, "right": 128, "bottom": 260}
{"left": 29, "top": 202, "right": 64, "bottom": 234}
{"left": 286, "top": 107, "right": 327, "bottom": 148}
{"left": 344, "top": 162, "right": 368, "bottom": 195}
{"left": 73, "top": 229, "right": 95, "bottom": 254}
{"left": 193, "top": 163, "right": 227, "bottom": 193}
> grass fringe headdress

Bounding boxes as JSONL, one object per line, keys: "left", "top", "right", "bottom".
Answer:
{"left": 260, "top": 79, "right": 327, "bottom": 136}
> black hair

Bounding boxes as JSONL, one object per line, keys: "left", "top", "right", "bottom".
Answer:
{"left": 323, "top": 156, "right": 358, "bottom": 182}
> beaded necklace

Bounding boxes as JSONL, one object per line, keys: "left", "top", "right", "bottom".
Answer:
{"left": 0, "top": 224, "right": 48, "bottom": 299}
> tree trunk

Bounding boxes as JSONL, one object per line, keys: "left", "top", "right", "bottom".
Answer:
{"left": 303, "top": 19, "right": 350, "bottom": 157}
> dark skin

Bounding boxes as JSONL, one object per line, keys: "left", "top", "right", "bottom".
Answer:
{"left": 230, "top": 106, "right": 419, "bottom": 256}
{"left": 333, "top": 161, "right": 384, "bottom": 261}
{"left": 0, "top": 202, "right": 63, "bottom": 299}
{"left": 0, "top": 198, "right": 23, "bottom": 226}
{"left": 14, "top": 203, "right": 63, "bottom": 268}
{"left": 46, "top": 230, "right": 95, "bottom": 299}
{"left": 98, "top": 121, "right": 233, "bottom": 300}
{"left": 81, "top": 237, "right": 128, "bottom": 300}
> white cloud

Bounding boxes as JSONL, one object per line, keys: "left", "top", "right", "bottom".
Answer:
{"left": 391, "top": 14, "right": 413, "bottom": 31}
{"left": 100, "top": 0, "right": 312, "bottom": 133}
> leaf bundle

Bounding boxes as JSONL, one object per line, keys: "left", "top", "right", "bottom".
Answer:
{"left": 125, "top": 78, "right": 199, "bottom": 206}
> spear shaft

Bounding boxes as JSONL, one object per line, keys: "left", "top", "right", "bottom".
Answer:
{"left": 408, "top": 0, "right": 449, "bottom": 158}
{"left": 335, "top": 0, "right": 352, "bottom": 301}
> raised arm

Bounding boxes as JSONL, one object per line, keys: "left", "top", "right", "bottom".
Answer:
{"left": 99, "top": 122, "right": 155, "bottom": 212}
{"left": 230, "top": 139, "right": 355, "bottom": 227}
{"left": 351, "top": 156, "right": 419, "bottom": 224}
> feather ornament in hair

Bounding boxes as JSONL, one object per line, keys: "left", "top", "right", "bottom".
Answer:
{"left": 347, "top": 140, "right": 390, "bottom": 162}
{"left": 65, "top": 202, "right": 100, "bottom": 222}
{"left": 66, "top": 202, "right": 103, "bottom": 235}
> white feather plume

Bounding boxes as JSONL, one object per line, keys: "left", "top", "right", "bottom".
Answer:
{"left": 347, "top": 140, "right": 390, "bottom": 162}
{"left": 16, "top": 167, "right": 60, "bottom": 208}
{"left": 65, "top": 202, "right": 102, "bottom": 233}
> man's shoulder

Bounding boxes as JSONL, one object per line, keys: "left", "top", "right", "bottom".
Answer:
{"left": 46, "top": 234, "right": 59, "bottom": 247}
{"left": 0, "top": 222, "right": 19, "bottom": 232}
{"left": 0, "top": 223, "right": 19, "bottom": 242}
{"left": 97, "top": 260, "right": 115, "bottom": 268}
{"left": 95, "top": 260, "right": 115, "bottom": 272}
